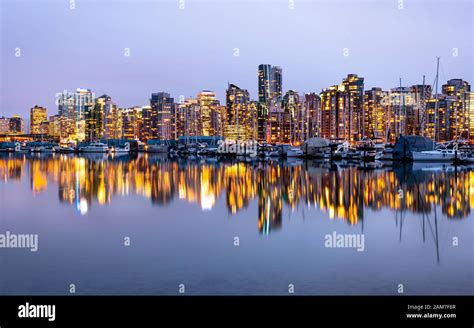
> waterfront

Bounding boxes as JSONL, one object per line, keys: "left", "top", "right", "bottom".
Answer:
{"left": 0, "top": 153, "right": 473, "bottom": 295}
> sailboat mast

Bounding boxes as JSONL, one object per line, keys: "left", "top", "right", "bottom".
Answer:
{"left": 398, "top": 78, "right": 401, "bottom": 137}
{"left": 434, "top": 57, "right": 440, "bottom": 142}
{"left": 421, "top": 75, "right": 426, "bottom": 136}
{"left": 300, "top": 103, "right": 304, "bottom": 143}
{"left": 399, "top": 77, "right": 405, "bottom": 136}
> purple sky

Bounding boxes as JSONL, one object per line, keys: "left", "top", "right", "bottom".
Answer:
{"left": 1, "top": 0, "right": 473, "bottom": 118}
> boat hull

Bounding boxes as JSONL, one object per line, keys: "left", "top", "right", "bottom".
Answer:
{"left": 81, "top": 149, "right": 109, "bottom": 153}
{"left": 286, "top": 150, "right": 303, "bottom": 157}
{"left": 412, "top": 152, "right": 455, "bottom": 162}
{"left": 146, "top": 145, "right": 168, "bottom": 153}
{"left": 80, "top": 146, "right": 109, "bottom": 153}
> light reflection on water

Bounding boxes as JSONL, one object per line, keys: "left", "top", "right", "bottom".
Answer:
{"left": 2, "top": 153, "right": 473, "bottom": 223}
{"left": 0, "top": 153, "right": 473, "bottom": 295}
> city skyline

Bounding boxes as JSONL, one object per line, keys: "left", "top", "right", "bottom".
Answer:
{"left": 1, "top": 0, "right": 473, "bottom": 117}
{"left": 1, "top": 66, "right": 472, "bottom": 145}
{"left": 2, "top": 72, "right": 470, "bottom": 110}
{"left": 1, "top": 0, "right": 473, "bottom": 317}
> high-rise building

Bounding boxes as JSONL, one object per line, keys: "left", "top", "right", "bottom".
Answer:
{"left": 256, "top": 102, "right": 268, "bottom": 142}
{"left": 342, "top": 74, "right": 364, "bottom": 141}
{"left": 410, "top": 84, "right": 432, "bottom": 136}
{"left": 150, "top": 92, "right": 175, "bottom": 140}
{"left": 56, "top": 89, "right": 94, "bottom": 140}
{"left": 57, "top": 91, "right": 78, "bottom": 140}
{"left": 469, "top": 92, "right": 474, "bottom": 143}
{"left": 426, "top": 95, "right": 456, "bottom": 142}
{"left": 216, "top": 105, "right": 227, "bottom": 137}
{"left": 104, "top": 103, "right": 122, "bottom": 140}
{"left": 85, "top": 94, "right": 111, "bottom": 141}
{"left": 46, "top": 114, "right": 74, "bottom": 141}
{"left": 0, "top": 117, "right": 10, "bottom": 133}
{"left": 304, "top": 93, "right": 321, "bottom": 139}
{"left": 363, "top": 88, "right": 387, "bottom": 140}
{"left": 75, "top": 88, "right": 95, "bottom": 141}
{"left": 386, "top": 87, "right": 412, "bottom": 141}
{"left": 225, "top": 84, "right": 252, "bottom": 140}
{"left": 442, "top": 79, "right": 471, "bottom": 140}
{"left": 282, "top": 90, "right": 300, "bottom": 118}
{"left": 197, "top": 91, "right": 221, "bottom": 136}
{"left": 122, "top": 107, "right": 142, "bottom": 140}
{"left": 30, "top": 105, "right": 47, "bottom": 135}
{"left": 57, "top": 91, "right": 76, "bottom": 120}
{"left": 140, "top": 105, "right": 154, "bottom": 141}
{"left": 48, "top": 115, "right": 61, "bottom": 138}
{"left": 40, "top": 121, "right": 50, "bottom": 136}
{"left": 176, "top": 98, "right": 201, "bottom": 137}
{"left": 319, "top": 84, "right": 346, "bottom": 140}
{"left": 75, "top": 88, "right": 95, "bottom": 121}
{"left": 248, "top": 101, "right": 258, "bottom": 141}
{"left": 267, "top": 102, "right": 291, "bottom": 143}
{"left": 283, "top": 90, "right": 305, "bottom": 143}
{"left": 257, "top": 65, "right": 282, "bottom": 142}
{"left": 258, "top": 64, "right": 282, "bottom": 103}
{"left": 271, "top": 66, "right": 283, "bottom": 101}
{"left": 319, "top": 75, "right": 365, "bottom": 142}
{"left": 422, "top": 79, "right": 471, "bottom": 142}
{"left": 258, "top": 64, "right": 272, "bottom": 103}
{"left": 9, "top": 115, "right": 24, "bottom": 134}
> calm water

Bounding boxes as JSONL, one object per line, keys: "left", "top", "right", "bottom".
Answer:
{"left": 0, "top": 153, "right": 473, "bottom": 295}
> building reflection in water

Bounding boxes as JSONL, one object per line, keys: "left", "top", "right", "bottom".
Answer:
{"left": 0, "top": 153, "right": 472, "bottom": 233}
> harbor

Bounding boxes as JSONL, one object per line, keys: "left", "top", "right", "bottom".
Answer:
{"left": 0, "top": 0, "right": 472, "bottom": 322}
{"left": 0, "top": 151, "right": 472, "bottom": 295}
{"left": 2, "top": 135, "right": 474, "bottom": 165}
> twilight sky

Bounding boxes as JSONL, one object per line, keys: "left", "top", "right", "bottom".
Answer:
{"left": 1, "top": 0, "right": 473, "bottom": 118}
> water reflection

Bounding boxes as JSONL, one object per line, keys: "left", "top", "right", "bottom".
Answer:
{"left": 1, "top": 153, "right": 472, "bottom": 233}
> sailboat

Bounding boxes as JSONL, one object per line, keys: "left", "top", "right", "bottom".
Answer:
{"left": 412, "top": 57, "right": 456, "bottom": 162}
{"left": 412, "top": 148, "right": 456, "bottom": 161}
{"left": 332, "top": 141, "right": 349, "bottom": 160}
{"left": 356, "top": 137, "right": 378, "bottom": 161}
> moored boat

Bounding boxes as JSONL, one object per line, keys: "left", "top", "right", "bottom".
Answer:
{"left": 380, "top": 144, "right": 394, "bottom": 161}
{"left": 461, "top": 153, "right": 474, "bottom": 163}
{"left": 286, "top": 147, "right": 304, "bottom": 157}
{"left": 79, "top": 141, "right": 110, "bottom": 153}
{"left": 356, "top": 138, "right": 378, "bottom": 162}
{"left": 342, "top": 148, "right": 361, "bottom": 161}
{"left": 266, "top": 149, "right": 280, "bottom": 157}
{"left": 0, "top": 142, "right": 21, "bottom": 152}
{"left": 197, "top": 147, "right": 218, "bottom": 156}
{"left": 31, "top": 144, "right": 60, "bottom": 153}
{"left": 59, "top": 146, "right": 76, "bottom": 153}
{"left": 111, "top": 142, "right": 130, "bottom": 153}
{"left": 301, "top": 137, "right": 330, "bottom": 159}
{"left": 146, "top": 144, "right": 168, "bottom": 153}
{"left": 412, "top": 149, "right": 456, "bottom": 162}
{"left": 332, "top": 141, "right": 350, "bottom": 160}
